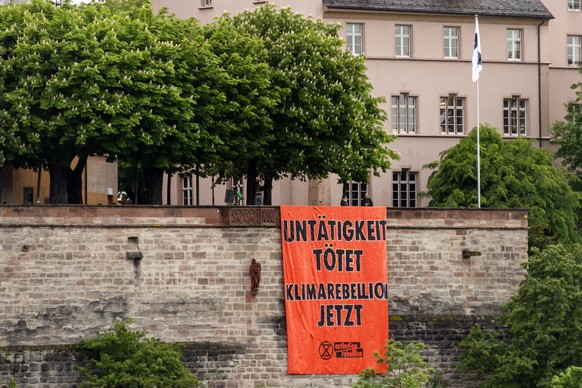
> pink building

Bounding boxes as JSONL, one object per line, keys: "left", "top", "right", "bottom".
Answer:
{"left": 154, "top": 0, "right": 582, "bottom": 208}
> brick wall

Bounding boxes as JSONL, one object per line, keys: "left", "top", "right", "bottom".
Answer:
{"left": 0, "top": 206, "right": 528, "bottom": 387}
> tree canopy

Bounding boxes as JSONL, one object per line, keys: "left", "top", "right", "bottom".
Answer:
{"left": 0, "top": 0, "right": 235, "bottom": 204}
{"left": 551, "top": 65, "right": 582, "bottom": 174}
{"left": 212, "top": 5, "right": 399, "bottom": 204}
{"left": 422, "top": 124, "right": 580, "bottom": 250}
{"left": 458, "top": 244, "right": 582, "bottom": 387}
{"left": 1, "top": 1, "right": 397, "bottom": 205}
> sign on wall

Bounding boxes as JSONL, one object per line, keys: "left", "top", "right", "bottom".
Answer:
{"left": 280, "top": 206, "right": 388, "bottom": 374}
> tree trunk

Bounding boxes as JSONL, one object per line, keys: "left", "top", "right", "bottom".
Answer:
{"left": 67, "top": 155, "right": 87, "bottom": 204}
{"left": 48, "top": 162, "right": 69, "bottom": 204}
{"left": 245, "top": 160, "right": 257, "bottom": 206}
{"left": 143, "top": 166, "right": 164, "bottom": 205}
{"left": 263, "top": 173, "right": 273, "bottom": 206}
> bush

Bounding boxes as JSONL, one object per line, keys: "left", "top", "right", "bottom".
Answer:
{"left": 353, "top": 339, "right": 446, "bottom": 388}
{"left": 76, "top": 320, "right": 201, "bottom": 387}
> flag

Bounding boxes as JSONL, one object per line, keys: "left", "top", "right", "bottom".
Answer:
{"left": 472, "top": 16, "right": 482, "bottom": 82}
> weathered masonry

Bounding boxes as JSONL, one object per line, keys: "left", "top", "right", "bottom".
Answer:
{"left": 0, "top": 206, "right": 528, "bottom": 387}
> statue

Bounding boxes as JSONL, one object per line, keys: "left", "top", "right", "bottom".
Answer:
{"left": 249, "top": 258, "right": 262, "bottom": 295}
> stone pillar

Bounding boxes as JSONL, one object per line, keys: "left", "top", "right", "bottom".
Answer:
{"left": 308, "top": 179, "right": 331, "bottom": 206}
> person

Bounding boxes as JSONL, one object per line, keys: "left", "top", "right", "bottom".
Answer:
{"left": 340, "top": 195, "right": 348, "bottom": 206}
{"left": 362, "top": 194, "right": 373, "bottom": 206}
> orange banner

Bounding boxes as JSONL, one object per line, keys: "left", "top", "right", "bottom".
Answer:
{"left": 281, "top": 206, "right": 388, "bottom": 374}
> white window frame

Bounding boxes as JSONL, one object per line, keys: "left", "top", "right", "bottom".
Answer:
{"left": 392, "top": 170, "right": 417, "bottom": 208}
{"left": 503, "top": 96, "right": 528, "bottom": 136}
{"left": 440, "top": 95, "right": 465, "bottom": 135}
{"left": 395, "top": 25, "right": 411, "bottom": 57}
{"left": 443, "top": 26, "right": 459, "bottom": 59}
{"left": 567, "top": 35, "right": 582, "bottom": 66}
{"left": 391, "top": 93, "right": 417, "bottom": 134}
{"left": 507, "top": 29, "right": 522, "bottom": 61}
{"left": 182, "top": 175, "right": 193, "bottom": 206}
{"left": 200, "top": 0, "right": 212, "bottom": 8}
{"left": 346, "top": 23, "right": 363, "bottom": 55}
{"left": 343, "top": 181, "right": 368, "bottom": 206}
{"left": 568, "top": 0, "right": 581, "bottom": 11}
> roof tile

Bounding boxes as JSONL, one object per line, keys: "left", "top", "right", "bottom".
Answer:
{"left": 323, "top": 0, "right": 553, "bottom": 19}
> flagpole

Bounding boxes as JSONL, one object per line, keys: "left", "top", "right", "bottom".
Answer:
{"left": 477, "top": 77, "right": 481, "bottom": 208}
{"left": 473, "top": 14, "right": 482, "bottom": 208}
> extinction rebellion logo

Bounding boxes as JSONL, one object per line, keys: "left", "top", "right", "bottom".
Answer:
{"left": 319, "top": 341, "right": 363, "bottom": 360}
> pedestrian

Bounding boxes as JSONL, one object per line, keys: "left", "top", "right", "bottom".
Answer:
{"left": 362, "top": 194, "right": 373, "bottom": 206}
{"left": 340, "top": 195, "right": 348, "bottom": 206}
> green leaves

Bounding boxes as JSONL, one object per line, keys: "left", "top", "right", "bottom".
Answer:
{"left": 76, "top": 320, "right": 201, "bottom": 387}
{"left": 423, "top": 124, "right": 579, "bottom": 250}
{"left": 354, "top": 339, "right": 445, "bottom": 388}
{"left": 214, "top": 5, "right": 398, "bottom": 184}
{"left": 458, "top": 244, "right": 582, "bottom": 387}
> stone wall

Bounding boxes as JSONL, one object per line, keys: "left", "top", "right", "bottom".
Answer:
{"left": 0, "top": 206, "right": 528, "bottom": 387}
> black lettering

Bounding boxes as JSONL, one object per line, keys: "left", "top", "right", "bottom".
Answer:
{"left": 283, "top": 221, "right": 294, "bottom": 242}
{"left": 367, "top": 220, "right": 376, "bottom": 240}
{"left": 327, "top": 220, "right": 337, "bottom": 240}
{"left": 286, "top": 284, "right": 294, "bottom": 301}
{"left": 318, "top": 283, "right": 327, "bottom": 299}
{"left": 343, "top": 221, "right": 354, "bottom": 241}
{"left": 317, "top": 304, "right": 363, "bottom": 327}
{"left": 306, "top": 284, "right": 317, "bottom": 299}
{"left": 307, "top": 220, "right": 317, "bottom": 241}
{"left": 355, "top": 220, "right": 366, "bottom": 240}
{"left": 317, "top": 220, "right": 329, "bottom": 240}
{"left": 314, "top": 249, "right": 323, "bottom": 270}
{"left": 323, "top": 247, "right": 335, "bottom": 271}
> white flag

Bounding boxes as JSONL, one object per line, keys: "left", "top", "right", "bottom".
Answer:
{"left": 472, "top": 16, "right": 482, "bottom": 82}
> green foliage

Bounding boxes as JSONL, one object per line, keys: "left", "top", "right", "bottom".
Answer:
{"left": 422, "top": 124, "right": 580, "bottom": 250}
{"left": 458, "top": 244, "right": 582, "bottom": 387}
{"left": 551, "top": 366, "right": 582, "bottom": 388}
{"left": 76, "top": 320, "right": 201, "bottom": 388}
{"left": 214, "top": 5, "right": 399, "bottom": 187}
{"left": 551, "top": 65, "right": 582, "bottom": 173}
{"left": 354, "top": 339, "right": 446, "bottom": 388}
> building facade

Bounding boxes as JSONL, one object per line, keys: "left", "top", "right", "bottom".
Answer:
{"left": 154, "top": 0, "right": 581, "bottom": 208}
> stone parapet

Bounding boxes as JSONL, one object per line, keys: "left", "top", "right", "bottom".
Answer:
{"left": 0, "top": 206, "right": 528, "bottom": 387}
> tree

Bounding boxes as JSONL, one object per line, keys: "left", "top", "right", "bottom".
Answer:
{"left": 458, "top": 244, "right": 582, "bottom": 387}
{"left": 110, "top": 2, "right": 235, "bottom": 204}
{"left": 551, "top": 366, "right": 582, "bottom": 388}
{"left": 422, "top": 125, "right": 580, "bottom": 250}
{"left": 550, "top": 65, "right": 582, "bottom": 173}
{"left": 201, "top": 16, "right": 277, "bottom": 203}
{"left": 0, "top": 0, "right": 231, "bottom": 204}
{"left": 76, "top": 320, "right": 201, "bottom": 387}
{"left": 353, "top": 339, "right": 446, "bottom": 388}
{"left": 213, "top": 6, "right": 399, "bottom": 204}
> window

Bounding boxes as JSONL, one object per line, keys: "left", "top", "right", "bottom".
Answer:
{"left": 392, "top": 171, "right": 417, "bottom": 208}
{"left": 503, "top": 96, "right": 527, "bottom": 136}
{"left": 443, "top": 26, "right": 459, "bottom": 59}
{"left": 182, "top": 175, "right": 193, "bottom": 206}
{"left": 568, "top": 0, "right": 581, "bottom": 10}
{"left": 507, "top": 29, "right": 522, "bottom": 61}
{"left": 200, "top": 0, "right": 212, "bottom": 7}
{"left": 346, "top": 23, "right": 363, "bottom": 55}
{"left": 440, "top": 95, "right": 465, "bottom": 134}
{"left": 391, "top": 93, "right": 417, "bottom": 134}
{"left": 567, "top": 35, "right": 582, "bottom": 65}
{"left": 23, "top": 187, "right": 33, "bottom": 205}
{"left": 343, "top": 181, "right": 368, "bottom": 206}
{"left": 395, "top": 25, "right": 411, "bottom": 57}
